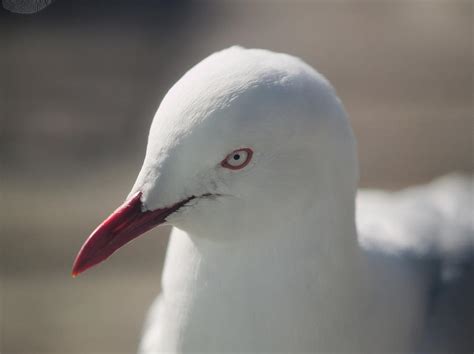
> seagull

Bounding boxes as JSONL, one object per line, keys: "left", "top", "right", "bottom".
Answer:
{"left": 72, "top": 47, "right": 473, "bottom": 353}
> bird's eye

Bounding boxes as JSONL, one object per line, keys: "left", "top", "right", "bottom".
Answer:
{"left": 221, "top": 148, "right": 253, "bottom": 170}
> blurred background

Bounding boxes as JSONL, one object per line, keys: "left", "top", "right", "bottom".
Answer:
{"left": 1, "top": 0, "right": 472, "bottom": 352}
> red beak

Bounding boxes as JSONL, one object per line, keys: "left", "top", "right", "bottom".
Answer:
{"left": 72, "top": 191, "right": 194, "bottom": 277}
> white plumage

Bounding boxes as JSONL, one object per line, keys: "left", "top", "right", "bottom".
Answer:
{"left": 116, "top": 47, "right": 472, "bottom": 352}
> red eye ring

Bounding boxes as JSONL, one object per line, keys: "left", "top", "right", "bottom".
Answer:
{"left": 221, "top": 148, "right": 253, "bottom": 170}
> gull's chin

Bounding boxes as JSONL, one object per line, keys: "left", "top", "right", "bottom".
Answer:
{"left": 165, "top": 193, "right": 226, "bottom": 228}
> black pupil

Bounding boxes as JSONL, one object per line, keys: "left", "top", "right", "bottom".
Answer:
{"left": 233, "top": 154, "right": 240, "bottom": 161}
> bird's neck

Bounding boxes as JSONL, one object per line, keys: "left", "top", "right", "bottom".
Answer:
{"left": 186, "top": 186, "right": 364, "bottom": 288}
{"left": 161, "top": 195, "right": 375, "bottom": 351}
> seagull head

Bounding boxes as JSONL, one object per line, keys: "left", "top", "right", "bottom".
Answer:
{"left": 72, "top": 47, "right": 358, "bottom": 276}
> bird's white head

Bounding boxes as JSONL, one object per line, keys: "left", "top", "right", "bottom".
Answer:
{"left": 73, "top": 47, "right": 358, "bottom": 275}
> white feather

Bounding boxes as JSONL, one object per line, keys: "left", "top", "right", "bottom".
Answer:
{"left": 132, "top": 47, "right": 473, "bottom": 353}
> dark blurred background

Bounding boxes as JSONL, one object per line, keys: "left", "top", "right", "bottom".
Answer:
{"left": 1, "top": 1, "right": 472, "bottom": 352}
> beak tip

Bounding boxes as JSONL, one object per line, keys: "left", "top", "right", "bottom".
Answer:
{"left": 71, "top": 260, "right": 83, "bottom": 278}
{"left": 71, "top": 252, "right": 96, "bottom": 277}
